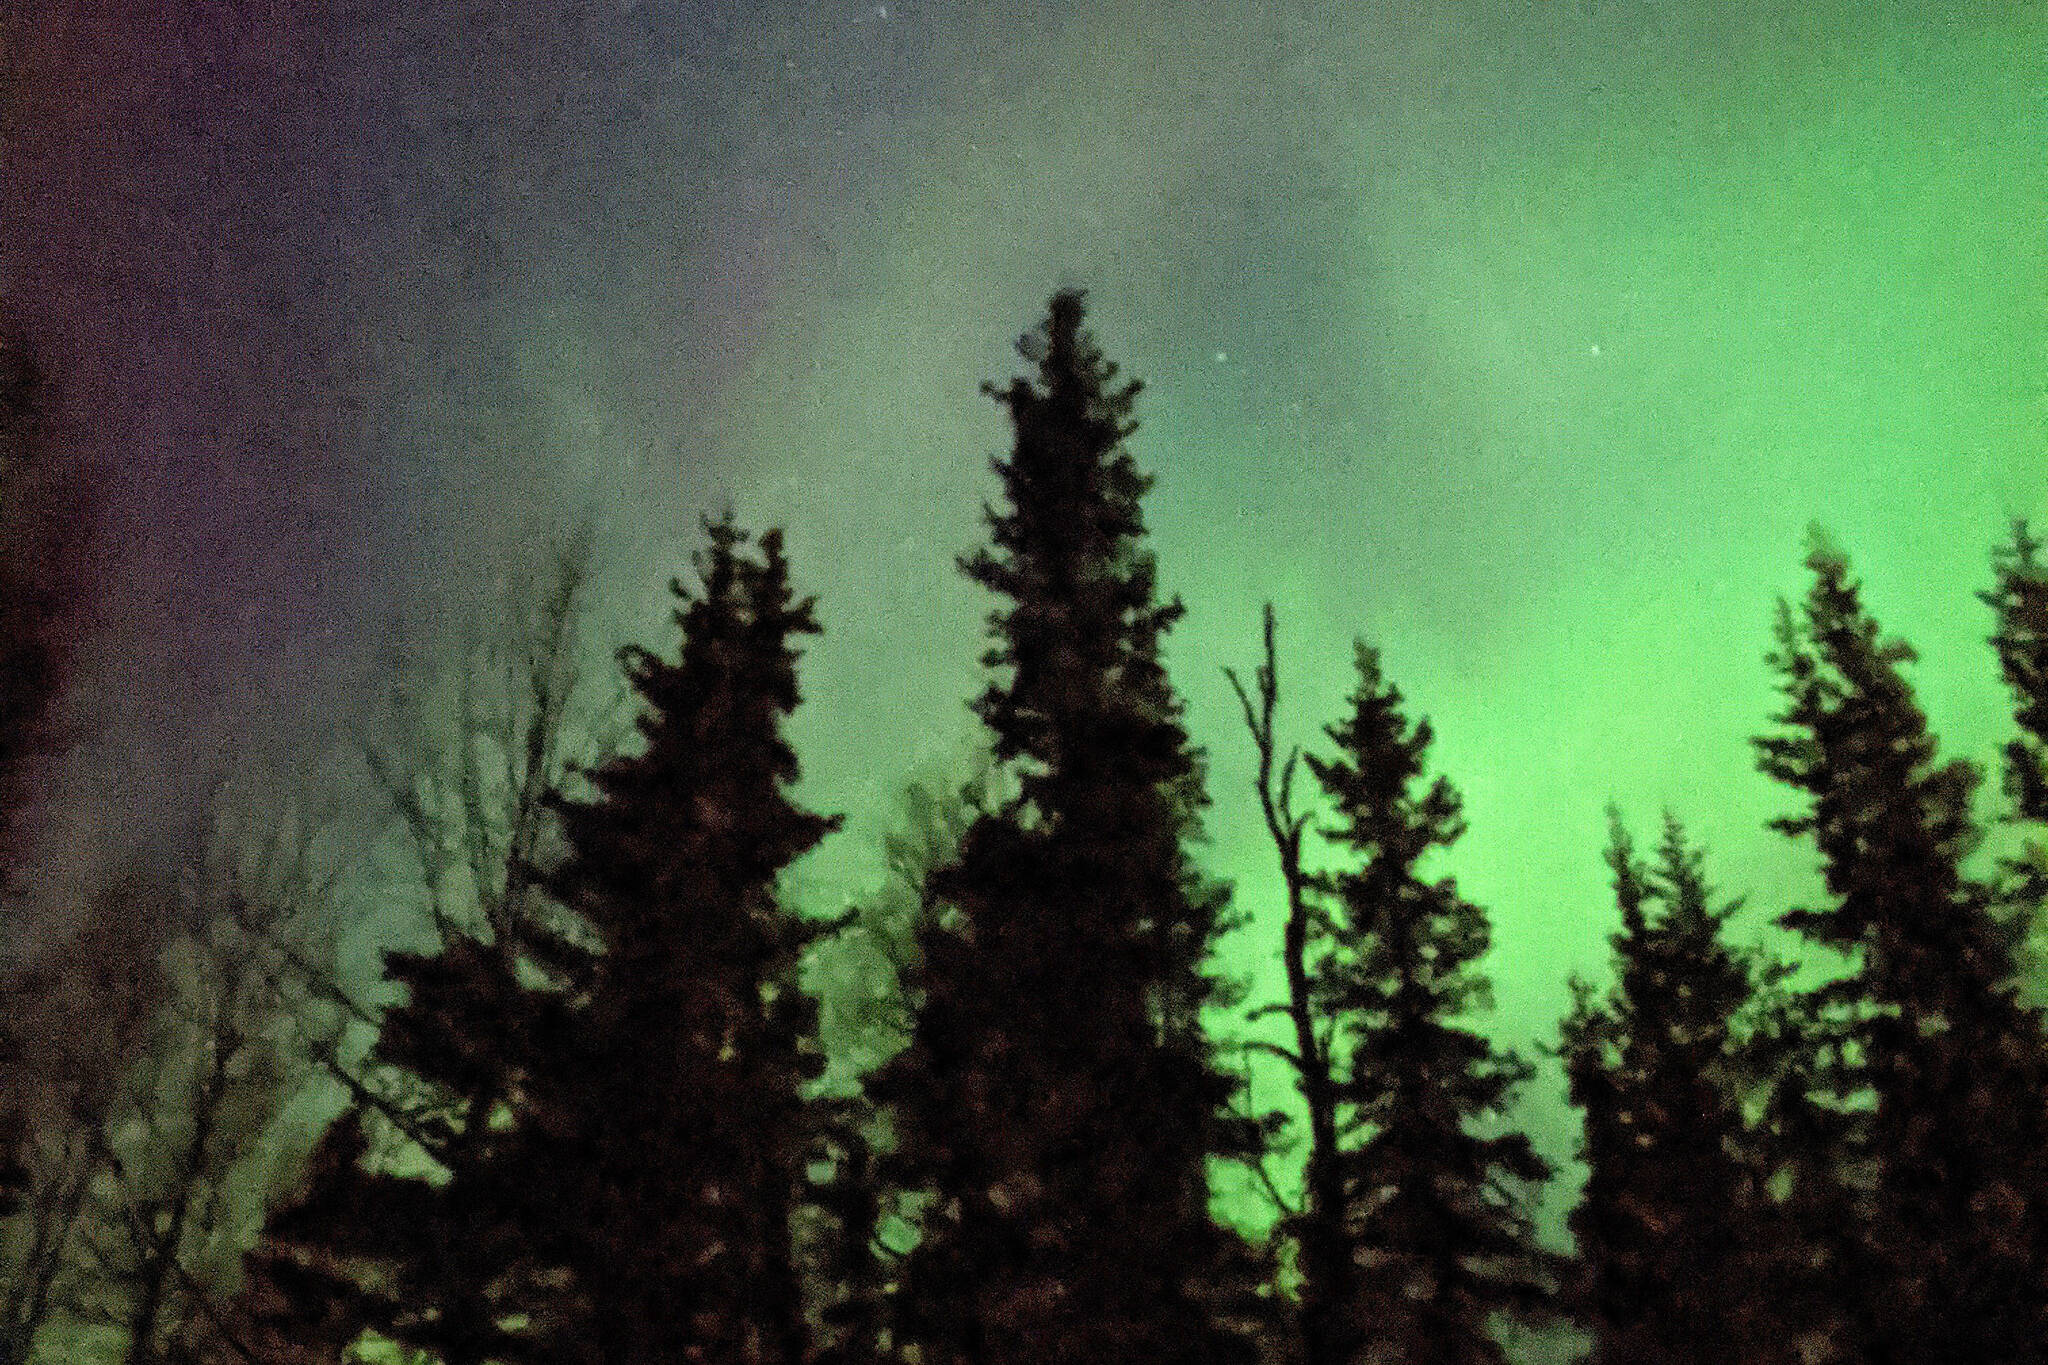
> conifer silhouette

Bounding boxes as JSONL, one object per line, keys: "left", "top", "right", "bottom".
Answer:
{"left": 1303, "top": 642, "right": 1554, "bottom": 1365}
{"left": 1756, "top": 530, "right": 2048, "bottom": 1365}
{"left": 518, "top": 516, "right": 843, "bottom": 1364}
{"left": 1560, "top": 812, "right": 1793, "bottom": 1365}
{"left": 871, "top": 291, "right": 1261, "bottom": 1365}
{"left": 1982, "top": 521, "right": 2048, "bottom": 911}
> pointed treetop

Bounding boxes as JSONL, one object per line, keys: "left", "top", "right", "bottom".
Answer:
{"left": 1756, "top": 533, "right": 1985, "bottom": 958}
{"left": 1603, "top": 806, "right": 1649, "bottom": 943}
{"left": 983, "top": 287, "right": 1141, "bottom": 451}
{"left": 1651, "top": 809, "right": 1743, "bottom": 937}
{"left": 1309, "top": 641, "right": 1465, "bottom": 874}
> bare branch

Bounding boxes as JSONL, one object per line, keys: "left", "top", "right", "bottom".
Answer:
{"left": 1235, "top": 1038, "right": 1306, "bottom": 1073}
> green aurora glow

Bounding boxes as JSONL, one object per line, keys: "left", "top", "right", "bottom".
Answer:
{"left": 9, "top": 3, "right": 2046, "bottom": 1337}
{"left": 548, "top": 3, "right": 2048, "bottom": 1249}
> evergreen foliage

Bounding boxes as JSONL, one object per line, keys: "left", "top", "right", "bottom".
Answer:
{"left": 212, "top": 1114, "right": 381, "bottom": 1365}
{"left": 1233, "top": 613, "right": 1553, "bottom": 1365}
{"left": 1302, "top": 642, "right": 1554, "bottom": 1365}
{"left": 243, "top": 519, "right": 844, "bottom": 1365}
{"left": 513, "top": 515, "right": 843, "bottom": 1364}
{"left": 1725, "top": 938, "right": 1869, "bottom": 1365}
{"left": 1755, "top": 529, "right": 2048, "bottom": 1365}
{"left": 870, "top": 291, "right": 1261, "bottom": 1365}
{"left": 53, "top": 288, "right": 2048, "bottom": 1365}
{"left": 1559, "top": 812, "right": 1790, "bottom": 1365}
{"left": 227, "top": 851, "right": 583, "bottom": 1362}
{"left": 323, "top": 933, "right": 568, "bottom": 1365}
{"left": 1983, "top": 520, "right": 2048, "bottom": 911}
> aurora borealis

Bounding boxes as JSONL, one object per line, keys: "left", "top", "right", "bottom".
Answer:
{"left": 4, "top": 0, "right": 2046, "bottom": 1309}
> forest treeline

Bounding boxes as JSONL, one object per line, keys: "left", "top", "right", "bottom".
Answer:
{"left": 3, "top": 294, "right": 2048, "bottom": 1365}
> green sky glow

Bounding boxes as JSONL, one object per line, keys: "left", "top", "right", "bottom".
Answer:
{"left": 6, "top": 7, "right": 2043, "bottom": 1363}
{"left": 547, "top": 2, "right": 2041, "bottom": 1253}
{"left": 47, "top": 0, "right": 2027, "bottom": 1265}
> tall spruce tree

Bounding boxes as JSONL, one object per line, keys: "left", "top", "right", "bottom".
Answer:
{"left": 1982, "top": 520, "right": 2048, "bottom": 916}
{"left": 1303, "top": 641, "right": 1553, "bottom": 1365}
{"left": 517, "top": 516, "right": 842, "bottom": 1364}
{"left": 1755, "top": 530, "right": 2048, "bottom": 1365}
{"left": 870, "top": 290, "right": 1259, "bottom": 1365}
{"left": 1559, "top": 812, "right": 1788, "bottom": 1365}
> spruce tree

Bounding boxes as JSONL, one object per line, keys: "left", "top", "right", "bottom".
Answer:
{"left": 1559, "top": 812, "right": 1788, "bottom": 1365}
{"left": 220, "top": 936, "right": 562, "bottom": 1365}
{"left": 1982, "top": 520, "right": 2048, "bottom": 914}
{"left": 1304, "top": 642, "right": 1553, "bottom": 1365}
{"left": 871, "top": 290, "right": 1259, "bottom": 1365}
{"left": 215, "top": 1114, "right": 383, "bottom": 1365}
{"left": 231, "top": 531, "right": 623, "bottom": 1365}
{"left": 1755, "top": 530, "right": 2048, "bottom": 1365}
{"left": 273, "top": 519, "right": 845, "bottom": 1365}
{"left": 517, "top": 516, "right": 842, "bottom": 1364}
{"left": 1729, "top": 933, "right": 1869, "bottom": 1365}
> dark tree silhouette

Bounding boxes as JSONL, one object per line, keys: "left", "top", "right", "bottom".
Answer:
{"left": 226, "top": 532, "right": 619, "bottom": 1365}
{"left": 0, "top": 874, "right": 171, "bottom": 1365}
{"left": 253, "top": 519, "right": 842, "bottom": 1365}
{"left": 202, "top": 1113, "right": 377, "bottom": 1365}
{"left": 0, "top": 333, "right": 93, "bottom": 1248}
{"left": 805, "top": 766, "right": 994, "bottom": 1365}
{"left": 1301, "top": 641, "right": 1554, "bottom": 1365}
{"left": 1725, "top": 931, "right": 1869, "bottom": 1365}
{"left": 870, "top": 291, "right": 1262, "bottom": 1365}
{"left": 512, "top": 515, "right": 843, "bottom": 1365}
{"left": 1227, "top": 603, "right": 1361, "bottom": 1365}
{"left": 1982, "top": 520, "right": 2048, "bottom": 916}
{"left": 0, "top": 333, "right": 89, "bottom": 885}
{"left": 1755, "top": 529, "right": 2048, "bottom": 1365}
{"left": 1559, "top": 812, "right": 1794, "bottom": 1365}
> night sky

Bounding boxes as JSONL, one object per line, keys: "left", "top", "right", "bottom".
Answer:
{"left": 5, "top": 0, "right": 2046, "bottom": 1282}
